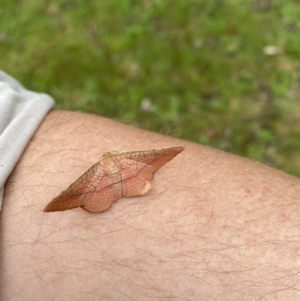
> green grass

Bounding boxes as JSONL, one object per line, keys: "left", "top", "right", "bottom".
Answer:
{"left": 1, "top": 0, "right": 300, "bottom": 176}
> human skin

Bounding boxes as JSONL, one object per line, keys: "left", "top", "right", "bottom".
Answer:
{"left": 1, "top": 110, "right": 300, "bottom": 301}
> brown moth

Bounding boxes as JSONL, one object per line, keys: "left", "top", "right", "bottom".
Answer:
{"left": 44, "top": 146, "right": 184, "bottom": 213}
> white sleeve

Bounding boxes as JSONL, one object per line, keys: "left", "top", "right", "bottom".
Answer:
{"left": 0, "top": 71, "right": 55, "bottom": 210}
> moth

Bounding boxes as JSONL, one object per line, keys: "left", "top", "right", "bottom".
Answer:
{"left": 44, "top": 146, "right": 184, "bottom": 213}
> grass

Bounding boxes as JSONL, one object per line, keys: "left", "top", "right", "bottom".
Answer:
{"left": 1, "top": 0, "right": 300, "bottom": 176}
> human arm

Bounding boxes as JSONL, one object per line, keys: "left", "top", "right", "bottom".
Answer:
{"left": 2, "top": 110, "right": 300, "bottom": 301}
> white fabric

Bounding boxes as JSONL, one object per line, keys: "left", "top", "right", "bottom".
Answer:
{"left": 0, "top": 71, "right": 55, "bottom": 210}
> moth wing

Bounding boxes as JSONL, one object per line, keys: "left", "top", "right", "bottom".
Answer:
{"left": 44, "top": 161, "right": 121, "bottom": 213}
{"left": 119, "top": 146, "right": 183, "bottom": 173}
{"left": 118, "top": 159, "right": 153, "bottom": 197}
{"left": 79, "top": 169, "right": 121, "bottom": 213}
{"left": 80, "top": 192, "right": 120, "bottom": 213}
{"left": 118, "top": 146, "right": 184, "bottom": 197}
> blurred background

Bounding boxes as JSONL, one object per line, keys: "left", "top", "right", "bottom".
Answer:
{"left": 1, "top": 0, "right": 300, "bottom": 176}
